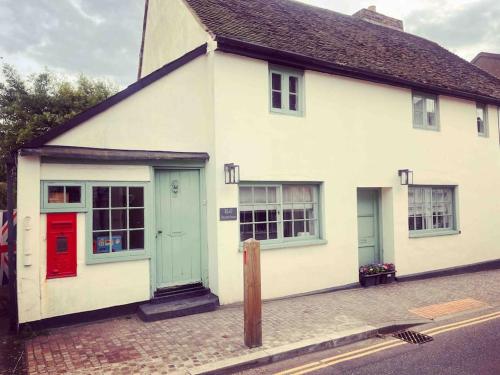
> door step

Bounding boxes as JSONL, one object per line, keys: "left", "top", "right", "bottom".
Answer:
{"left": 138, "top": 293, "right": 219, "bottom": 322}
{"left": 153, "top": 282, "right": 209, "bottom": 304}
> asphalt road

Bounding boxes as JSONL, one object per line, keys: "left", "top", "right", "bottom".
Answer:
{"left": 238, "top": 311, "right": 500, "bottom": 375}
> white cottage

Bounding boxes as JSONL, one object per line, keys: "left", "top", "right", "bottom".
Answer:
{"left": 15, "top": 0, "right": 500, "bottom": 324}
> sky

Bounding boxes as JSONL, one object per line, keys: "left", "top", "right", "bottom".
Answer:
{"left": 0, "top": 0, "right": 499, "bottom": 87}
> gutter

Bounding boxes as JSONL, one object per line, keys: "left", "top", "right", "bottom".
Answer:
{"left": 215, "top": 36, "right": 500, "bottom": 107}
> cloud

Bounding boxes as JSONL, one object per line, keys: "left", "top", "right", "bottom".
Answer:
{"left": 0, "top": 0, "right": 144, "bottom": 86}
{"left": 405, "top": 0, "right": 500, "bottom": 60}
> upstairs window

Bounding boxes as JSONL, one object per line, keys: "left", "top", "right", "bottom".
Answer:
{"left": 269, "top": 66, "right": 304, "bottom": 116}
{"left": 413, "top": 92, "right": 438, "bottom": 130}
{"left": 476, "top": 103, "right": 488, "bottom": 137}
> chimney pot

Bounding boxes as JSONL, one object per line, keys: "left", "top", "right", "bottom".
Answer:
{"left": 352, "top": 6, "right": 404, "bottom": 31}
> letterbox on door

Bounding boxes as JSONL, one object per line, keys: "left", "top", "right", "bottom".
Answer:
{"left": 47, "top": 213, "right": 77, "bottom": 279}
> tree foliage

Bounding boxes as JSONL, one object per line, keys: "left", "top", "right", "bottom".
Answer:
{"left": 0, "top": 64, "right": 117, "bottom": 182}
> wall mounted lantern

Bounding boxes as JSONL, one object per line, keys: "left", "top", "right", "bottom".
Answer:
{"left": 224, "top": 163, "right": 240, "bottom": 184}
{"left": 398, "top": 169, "right": 413, "bottom": 185}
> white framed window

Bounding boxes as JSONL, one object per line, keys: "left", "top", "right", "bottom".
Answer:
{"left": 413, "top": 92, "right": 439, "bottom": 130}
{"left": 269, "top": 66, "right": 304, "bottom": 116}
{"left": 476, "top": 103, "right": 488, "bottom": 137}
{"left": 408, "top": 186, "right": 457, "bottom": 235}
{"left": 239, "top": 184, "right": 320, "bottom": 244}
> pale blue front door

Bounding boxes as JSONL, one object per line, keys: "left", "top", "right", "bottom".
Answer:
{"left": 155, "top": 170, "right": 202, "bottom": 288}
{"left": 357, "top": 189, "right": 381, "bottom": 267}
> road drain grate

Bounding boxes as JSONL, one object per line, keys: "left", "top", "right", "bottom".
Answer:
{"left": 393, "top": 330, "right": 434, "bottom": 344}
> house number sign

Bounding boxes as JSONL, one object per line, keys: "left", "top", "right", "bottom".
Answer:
{"left": 220, "top": 208, "right": 238, "bottom": 221}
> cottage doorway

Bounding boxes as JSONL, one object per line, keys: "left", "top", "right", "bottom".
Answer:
{"left": 155, "top": 170, "right": 202, "bottom": 289}
{"left": 357, "top": 188, "right": 381, "bottom": 266}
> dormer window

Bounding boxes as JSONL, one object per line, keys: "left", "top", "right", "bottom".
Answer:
{"left": 412, "top": 92, "right": 439, "bottom": 130}
{"left": 269, "top": 65, "right": 304, "bottom": 116}
{"left": 476, "top": 103, "right": 488, "bottom": 137}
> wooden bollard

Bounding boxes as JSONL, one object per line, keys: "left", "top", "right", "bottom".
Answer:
{"left": 243, "top": 239, "right": 262, "bottom": 348}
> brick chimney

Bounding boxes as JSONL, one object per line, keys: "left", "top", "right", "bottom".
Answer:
{"left": 352, "top": 6, "right": 404, "bottom": 31}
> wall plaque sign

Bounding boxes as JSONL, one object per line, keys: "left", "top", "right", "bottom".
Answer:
{"left": 220, "top": 207, "right": 238, "bottom": 221}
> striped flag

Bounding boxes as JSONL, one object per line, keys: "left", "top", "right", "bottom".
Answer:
{"left": 0, "top": 210, "right": 16, "bottom": 286}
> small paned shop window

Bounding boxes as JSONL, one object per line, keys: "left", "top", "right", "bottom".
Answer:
{"left": 408, "top": 186, "right": 456, "bottom": 234}
{"left": 91, "top": 186, "right": 145, "bottom": 254}
{"left": 270, "top": 66, "right": 304, "bottom": 116}
{"left": 476, "top": 103, "right": 488, "bottom": 136}
{"left": 239, "top": 184, "right": 320, "bottom": 243}
{"left": 42, "top": 182, "right": 85, "bottom": 211}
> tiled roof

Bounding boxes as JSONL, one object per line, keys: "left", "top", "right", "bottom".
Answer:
{"left": 185, "top": 0, "right": 500, "bottom": 102}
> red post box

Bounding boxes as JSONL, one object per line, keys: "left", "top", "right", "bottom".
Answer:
{"left": 47, "top": 213, "right": 77, "bottom": 279}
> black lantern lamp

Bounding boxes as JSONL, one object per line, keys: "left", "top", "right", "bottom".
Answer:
{"left": 398, "top": 169, "right": 413, "bottom": 185}
{"left": 224, "top": 163, "right": 240, "bottom": 184}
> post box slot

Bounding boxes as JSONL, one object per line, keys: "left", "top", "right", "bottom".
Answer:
{"left": 56, "top": 236, "right": 68, "bottom": 253}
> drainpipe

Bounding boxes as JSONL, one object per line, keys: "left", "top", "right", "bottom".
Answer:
{"left": 6, "top": 153, "right": 18, "bottom": 331}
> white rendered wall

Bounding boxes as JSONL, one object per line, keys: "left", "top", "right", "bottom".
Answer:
{"left": 212, "top": 52, "right": 500, "bottom": 304}
{"left": 16, "top": 156, "right": 42, "bottom": 323}
{"left": 17, "top": 163, "right": 152, "bottom": 323}
{"left": 48, "top": 56, "right": 212, "bottom": 154}
{"left": 140, "top": 0, "right": 210, "bottom": 77}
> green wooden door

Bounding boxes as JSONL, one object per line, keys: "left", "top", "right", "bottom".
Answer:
{"left": 155, "top": 170, "right": 202, "bottom": 288}
{"left": 357, "top": 189, "right": 381, "bottom": 267}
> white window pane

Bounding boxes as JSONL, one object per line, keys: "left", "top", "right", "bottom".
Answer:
{"left": 239, "top": 187, "right": 252, "bottom": 204}
{"left": 426, "top": 98, "right": 436, "bottom": 127}
{"left": 413, "top": 95, "right": 424, "bottom": 125}
{"left": 413, "top": 95, "right": 423, "bottom": 108}
{"left": 267, "top": 187, "right": 277, "bottom": 203}
{"left": 414, "top": 111, "right": 424, "bottom": 127}
{"left": 408, "top": 188, "right": 415, "bottom": 204}
{"left": 283, "top": 186, "right": 294, "bottom": 203}
{"left": 303, "top": 186, "right": 313, "bottom": 202}
{"left": 254, "top": 187, "right": 266, "bottom": 203}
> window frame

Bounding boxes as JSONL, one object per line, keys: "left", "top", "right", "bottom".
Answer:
{"left": 41, "top": 181, "right": 86, "bottom": 212}
{"left": 86, "top": 181, "right": 150, "bottom": 265}
{"left": 476, "top": 103, "right": 488, "bottom": 137}
{"left": 408, "top": 185, "right": 459, "bottom": 238}
{"left": 269, "top": 65, "right": 304, "bottom": 117}
{"left": 238, "top": 182, "right": 324, "bottom": 249}
{"left": 412, "top": 92, "right": 440, "bottom": 131}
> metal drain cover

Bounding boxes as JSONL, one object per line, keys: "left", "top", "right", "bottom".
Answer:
{"left": 393, "top": 330, "right": 434, "bottom": 344}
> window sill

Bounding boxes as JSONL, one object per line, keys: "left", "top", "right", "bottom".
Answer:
{"left": 41, "top": 207, "right": 88, "bottom": 214}
{"left": 86, "top": 252, "right": 150, "bottom": 265}
{"left": 409, "top": 230, "right": 460, "bottom": 239}
{"left": 239, "top": 239, "right": 327, "bottom": 251}
{"left": 412, "top": 125, "right": 440, "bottom": 132}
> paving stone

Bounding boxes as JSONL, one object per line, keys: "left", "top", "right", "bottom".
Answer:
{"left": 2, "top": 269, "right": 499, "bottom": 374}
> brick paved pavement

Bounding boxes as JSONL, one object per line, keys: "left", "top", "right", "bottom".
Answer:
{"left": 13, "top": 269, "right": 500, "bottom": 375}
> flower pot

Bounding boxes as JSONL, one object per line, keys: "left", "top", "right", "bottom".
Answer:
{"left": 359, "top": 273, "right": 379, "bottom": 287}
{"left": 380, "top": 271, "right": 396, "bottom": 284}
